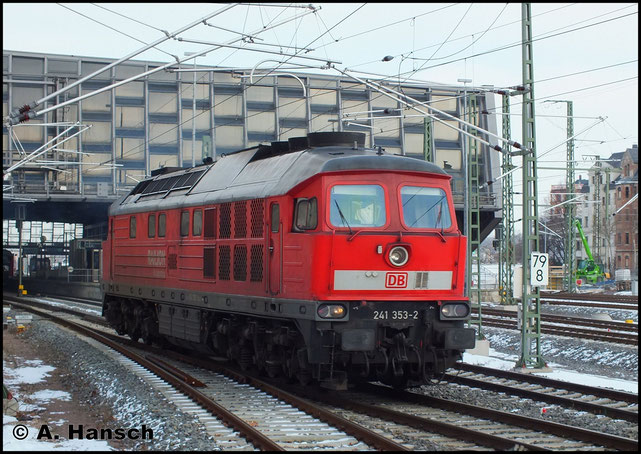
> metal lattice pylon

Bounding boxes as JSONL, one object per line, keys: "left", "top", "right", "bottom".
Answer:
{"left": 466, "top": 94, "right": 483, "bottom": 339}
{"left": 499, "top": 94, "right": 515, "bottom": 305}
{"left": 517, "top": 3, "right": 545, "bottom": 369}
{"left": 563, "top": 101, "right": 576, "bottom": 292}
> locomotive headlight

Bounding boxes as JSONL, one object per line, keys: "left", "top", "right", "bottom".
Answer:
{"left": 388, "top": 246, "right": 409, "bottom": 267}
{"left": 318, "top": 304, "right": 346, "bottom": 319}
{"left": 440, "top": 303, "right": 470, "bottom": 319}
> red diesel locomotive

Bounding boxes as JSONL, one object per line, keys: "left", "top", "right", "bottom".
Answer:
{"left": 101, "top": 131, "right": 475, "bottom": 389}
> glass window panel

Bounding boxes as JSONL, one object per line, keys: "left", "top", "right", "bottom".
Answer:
{"left": 115, "top": 106, "right": 144, "bottom": 128}
{"left": 12, "top": 121, "right": 44, "bottom": 142}
{"left": 213, "top": 72, "right": 237, "bottom": 83}
{"left": 149, "top": 92, "right": 177, "bottom": 113}
{"left": 214, "top": 94, "right": 242, "bottom": 116}
{"left": 401, "top": 186, "right": 451, "bottom": 229}
{"left": 115, "top": 81, "right": 143, "bottom": 97}
{"left": 149, "top": 123, "right": 177, "bottom": 145}
{"left": 47, "top": 59, "right": 78, "bottom": 74}
{"left": 158, "top": 213, "right": 166, "bottom": 237}
{"left": 130, "top": 216, "right": 136, "bottom": 238}
{"left": 2, "top": 101, "right": 7, "bottom": 117}
{"left": 279, "top": 97, "right": 306, "bottom": 119}
{"left": 214, "top": 126, "right": 243, "bottom": 147}
{"left": 279, "top": 128, "right": 307, "bottom": 141}
{"left": 403, "top": 107, "right": 428, "bottom": 125}
{"left": 342, "top": 99, "right": 369, "bottom": 115}
{"left": 57, "top": 105, "right": 78, "bottom": 122}
{"left": 148, "top": 67, "right": 176, "bottom": 81}
{"left": 82, "top": 153, "right": 112, "bottom": 175}
{"left": 182, "top": 140, "right": 202, "bottom": 165}
{"left": 47, "top": 135, "right": 78, "bottom": 152}
{"left": 180, "top": 211, "right": 189, "bottom": 236}
{"left": 431, "top": 94, "right": 458, "bottom": 112}
{"left": 81, "top": 62, "right": 111, "bottom": 79}
{"left": 278, "top": 76, "right": 307, "bottom": 87}
{"left": 247, "top": 111, "right": 275, "bottom": 134}
{"left": 13, "top": 57, "right": 44, "bottom": 75}
{"left": 12, "top": 86, "right": 44, "bottom": 110}
{"left": 115, "top": 64, "right": 144, "bottom": 80}
{"left": 309, "top": 88, "right": 335, "bottom": 105}
{"left": 311, "top": 114, "right": 336, "bottom": 133}
{"left": 433, "top": 120, "right": 459, "bottom": 141}
{"left": 371, "top": 92, "right": 398, "bottom": 108}
{"left": 83, "top": 121, "right": 111, "bottom": 143}
{"left": 195, "top": 109, "right": 211, "bottom": 129}
{"left": 80, "top": 89, "right": 110, "bottom": 111}
{"left": 404, "top": 133, "right": 425, "bottom": 157}
{"left": 193, "top": 209, "right": 202, "bottom": 236}
{"left": 148, "top": 214, "right": 156, "bottom": 238}
{"left": 247, "top": 85, "right": 273, "bottom": 103}
{"left": 182, "top": 82, "right": 209, "bottom": 100}
{"left": 150, "top": 154, "right": 178, "bottom": 170}
{"left": 372, "top": 117, "right": 400, "bottom": 136}
{"left": 435, "top": 148, "right": 461, "bottom": 170}
{"left": 330, "top": 184, "right": 386, "bottom": 228}
{"left": 116, "top": 137, "right": 145, "bottom": 161}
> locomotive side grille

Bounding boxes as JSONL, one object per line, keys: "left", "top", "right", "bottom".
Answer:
{"left": 233, "top": 244, "right": 247, "bottom": 281}
{"left": 219, "top": 245, "right": 230, "bottom": 280}
{"left": 250, "top": 199, "right": 264, "bottom": 238}
{"left": 203, "top": 247, "right": 216, "bottom": 279}
{"left": 234, "top": 201, "right": 247, "bottom": 239}
{"left": 220, "top": 203, "right": 232, "bottom": 239}
{"left": 250, "top": 244, "right": 263, "bottom": 282}
{"left": 204, "top": 208, "right": 217, "bottom": 238}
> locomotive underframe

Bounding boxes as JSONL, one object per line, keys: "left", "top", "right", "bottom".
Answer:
{"left": 102, "top": 283, "right": 474, "bottom": 388}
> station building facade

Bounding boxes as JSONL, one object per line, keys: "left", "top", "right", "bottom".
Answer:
{"left": 3, "top": 50, "right": 501, "bottom": 237}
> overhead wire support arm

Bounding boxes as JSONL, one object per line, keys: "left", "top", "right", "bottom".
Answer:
{"left": 333, "top": 68, "right": 530, "bottom": 156}
{"left": 5, "top": 4, "right": 318, "bottom": 127}
{"left": 5, "top": 3, "right": 240, "bottom": 125}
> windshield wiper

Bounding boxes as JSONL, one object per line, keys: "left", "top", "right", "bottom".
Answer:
{"left": 334, "top": 200, "right": 353, "bottom": 235}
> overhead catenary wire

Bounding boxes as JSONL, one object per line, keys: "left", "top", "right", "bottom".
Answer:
{"left": 6, "top": 5, "right": 319, "bottom": 127}
{"left": 7, "top": 3, "right": 241, "bottom": 124}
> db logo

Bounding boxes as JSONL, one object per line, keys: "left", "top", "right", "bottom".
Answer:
{"left": 385, "top": 272, "right": 408, "bottom": 288}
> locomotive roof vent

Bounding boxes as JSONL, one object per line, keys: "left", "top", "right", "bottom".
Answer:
{"left": 306, "top": 131, "right": 366, "bottom": 148}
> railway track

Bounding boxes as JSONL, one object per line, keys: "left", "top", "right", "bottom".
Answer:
{"left": 476, "top": 307, "right": 638, "bottom": 345}
{"left": 448, "top": 363, "right": 638, "bottom": 423}
{"left": 4, "top": 296, "right": 407, "bottom": 451}
{"left": 5, "top": 294, "right": 638, "bottom": 451}
{"left": 291, "top": 382, "right": 637, "bottom": 451}
{"left": 541, "top": 291, "right": 638, "bottom": 304}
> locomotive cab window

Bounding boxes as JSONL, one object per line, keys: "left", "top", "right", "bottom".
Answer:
{"left": 148, "top": 214, "right": 156, "bottom": 238}
{"left": 129, "top": 216, "right": 136, "bottom": 238}
{"left": 180, "top": 211, "right": 190, "bottom": 237}
{"left": 329, "top": 185, "right": 386, "bottom": 228}
{"left": 401, "top": 186, "right": 452, "bottom": 229}
{"left": 293, "top": 197, "right": 317, "bottom": 231}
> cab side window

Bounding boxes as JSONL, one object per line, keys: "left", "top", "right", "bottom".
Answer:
{"left": 293, "top": 197, "right": 317, "bottom": 231}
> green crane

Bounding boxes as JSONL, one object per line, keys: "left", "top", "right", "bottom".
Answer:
{"left": 574, "top": 219, "right": 607, "bottom": 284}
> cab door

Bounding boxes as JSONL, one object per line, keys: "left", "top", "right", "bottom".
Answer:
{"left": 268, "top": 202, "right": 281, "bottom": 295}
